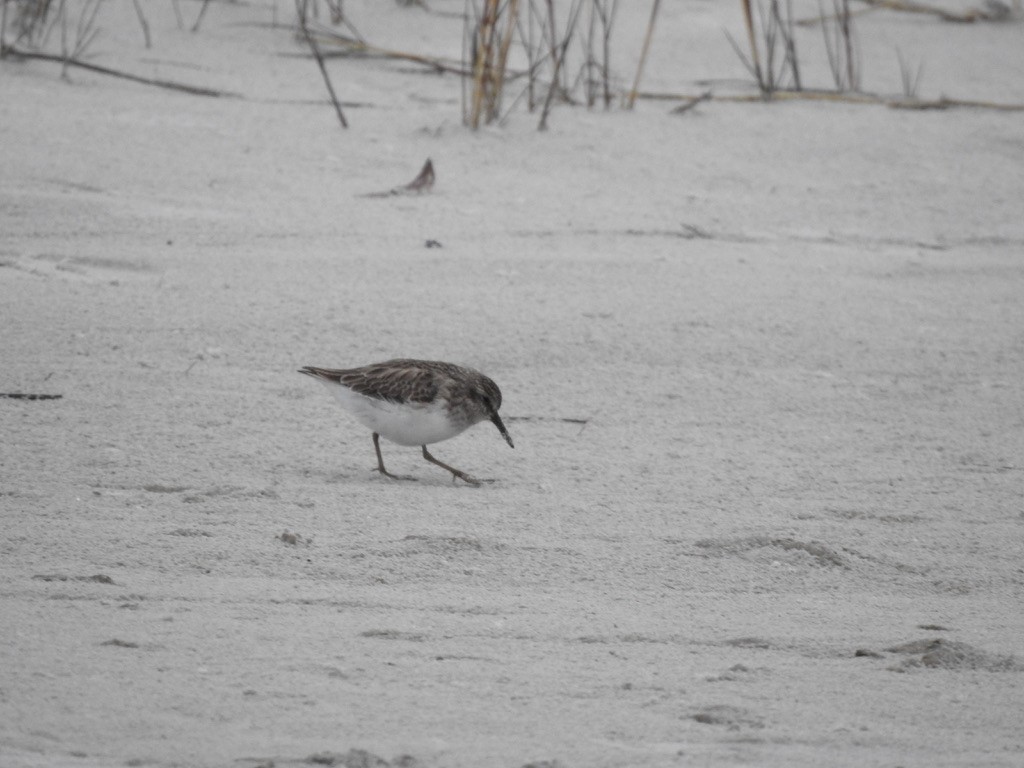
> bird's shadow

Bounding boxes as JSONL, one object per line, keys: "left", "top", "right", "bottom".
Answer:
{"left": 313, "top": 468, "right": 497, "bottom": 487}
{"left": 372, "top": 470, "right": 497, "bottom": 487}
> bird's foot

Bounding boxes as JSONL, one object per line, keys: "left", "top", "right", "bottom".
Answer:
{"left": 453, "top": 472, "right": 480, "bottom": 486}
{"left": 450, "top": 470, "right": 494, "bottom": 486}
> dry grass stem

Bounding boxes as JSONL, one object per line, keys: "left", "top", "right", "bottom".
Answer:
{"left": 895, "top": 47, "right": 924, "bottom": 98}
{"left": 593, "top": 0, "right": 619, "bottom": 108}
{"left": 59, "top": 0, "right": 104, "bottom": 80}
{"left": 492, "top": 0, "right": 520, "bottom": 115}
{"left": 296, "top": 0, "right": 348, "bottom": 128}
{"left": 466, "top": 0, "right": 494, "bottom": 127}
{"left": 538, "top": 0, "right": 583, "bottom": 130}
{"left": 727, "top": 0, "right": 801, "bottom": 96}
{"left": 192, "top": 0, "right": 212, "bottom": 33}
{"left": 821, "top": 0, "right": 859, "bottom": 91}
{"left": 464, "top": 0, "right": 528, "bottom": 128}
{"left": 626, "top": 0, "right": 661, "bottom": 108}
{"left": 459, "top": 0, "right": 626, "bottom": 127}
{"left": 739, "top": 0, "right": 765, "bottom": 88}
{"left": 131, "top": 0, "right": 150, "bottom": 48}
{"left": 0, "top": 0, "right": 8, "bottom": 57}
{"left": 467, "top": 0, "right": 497, "bottom": 128}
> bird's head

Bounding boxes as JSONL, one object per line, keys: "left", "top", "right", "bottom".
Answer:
{"left": 475, "top": 376, "right": 513, "bottom": 449}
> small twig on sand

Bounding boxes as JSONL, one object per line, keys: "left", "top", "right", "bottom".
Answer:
{"left": 309, "top": 27, "right": 468, "bottom": 75}
{"left": 4, "top": 46, "right": 240, "bottom": 97}
{"left": 886, "top": 95, "right": 1024, "bottom": 111}
{"left": 505, "top": 415, "right": 589, "bottom": 425}
{"left": 0, "top": 393, "right": 64, "bottom": 400}
{"left": 638, "top": 88, "right": 1024, "bottom": 112}
{"left": 670, "top": 90, "right": 712, "bottom": 114}
{"left": 859, "top": 0, "right": 1015, "bottom": 22}
{"left": 801, "top": 0, "right": 1016, "bottom": 24}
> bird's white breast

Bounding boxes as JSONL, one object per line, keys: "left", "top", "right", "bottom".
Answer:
{"left": 322, "top": 381, "right": 469, "bottom": 446}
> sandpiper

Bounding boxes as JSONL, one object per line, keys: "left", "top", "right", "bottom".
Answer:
{"left": 299, "top": 359, "right": 513, "bottom": 485}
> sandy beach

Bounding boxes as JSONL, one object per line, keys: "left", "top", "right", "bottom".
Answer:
{"left": 2, "top": 1, "right": 1024, "bottom": 766}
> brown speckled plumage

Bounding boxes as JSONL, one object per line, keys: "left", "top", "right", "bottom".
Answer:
{"left": 299, "top": 359, "right": 502, "bottom": 411}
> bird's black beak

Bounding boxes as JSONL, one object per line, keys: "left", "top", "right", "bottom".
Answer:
{"left": 490, "top": 412, "right": 514, "bottom": 448}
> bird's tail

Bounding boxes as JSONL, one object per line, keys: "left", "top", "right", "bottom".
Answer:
{"left": 298, "top": 366, "right": 344, "bottom": 382}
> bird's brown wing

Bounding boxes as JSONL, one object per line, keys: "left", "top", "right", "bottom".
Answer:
{"left": 300, "top": 360, "right": 442, "bottom": 404}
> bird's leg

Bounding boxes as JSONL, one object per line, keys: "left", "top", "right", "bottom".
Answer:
{"left": 421, "top": 446, "right": 482, "bottom": 486}
{"left": 372, "top": 433, "right": 415, "bottom": 481}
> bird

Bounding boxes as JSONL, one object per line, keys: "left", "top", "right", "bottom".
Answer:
{"left": 298, "top": 359, "right": 513, "bottom": 485}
